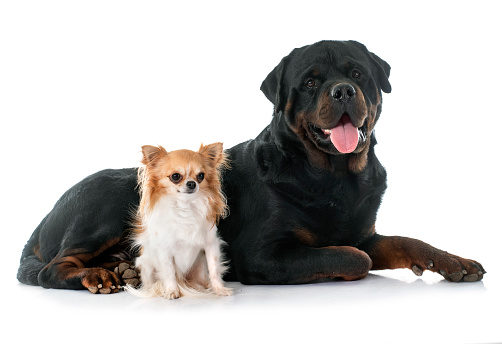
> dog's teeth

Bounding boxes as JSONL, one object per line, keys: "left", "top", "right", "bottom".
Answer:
{"left": 323, "top": 129, "right": 331, "bottom": 135}
{"left": 358, "top": 129, "right": 367, "bottom": 142}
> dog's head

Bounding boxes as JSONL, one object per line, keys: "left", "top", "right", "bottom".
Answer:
{"left": 138, "top": 143, "right": 229, "bottom": 221}
{"left": 261, "top": 40, "right": 391, "bottom": 172}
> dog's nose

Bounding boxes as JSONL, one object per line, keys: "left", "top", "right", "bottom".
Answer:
{"left": 331, "top": 84, "right": 356, "bottom": 102}
{"left": 186, "top": 181, "right": 196, "bottom": 190}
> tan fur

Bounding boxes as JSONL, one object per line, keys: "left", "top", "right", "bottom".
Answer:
{"left": 135, "top": 143, "right": 229, "bottom": 234}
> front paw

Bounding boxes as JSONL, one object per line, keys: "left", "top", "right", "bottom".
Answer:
{"left": 411, "top": 251, "right": 486, "bottom": 282}
{"left": 82, "top": 268, "right": 121, "bottom": 294}
{"left": 163, "top": 288, "right": 181, "bottom": 300}
{"left": 212, "top": 286, "right": 233, "bottom": 296}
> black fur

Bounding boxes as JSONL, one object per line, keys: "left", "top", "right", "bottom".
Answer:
{"left": 217, "top": 41, "right": 390, "bottom": 283}
{"left": 18, "top": 40, "right": 485, "bottom": 290}
{"left": 18, "top": 169, "right": 139, "bottom": 289}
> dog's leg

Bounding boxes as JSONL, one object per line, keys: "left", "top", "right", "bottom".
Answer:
{"left": 234, "top": 244, "right": 373, "bottom": 285}
{"left": 36, "top": 238, "right": 125, "bottom": 293}
{"left": 359, "top": 233, "right": 486, "bottom": 282}
{"left": 18, "top": 224, "right": 46, "bottom": 286}
{"left": 38, "top": 254, "right": 122, "bottom": 293}
{"left": 17, "top": 255, "right": 46, "bottom": 286}
{"left": 133, "top": 254, "right": 156, "bottom": 291}
{"left": 156, "top": 256, "right": 180, "bottom": 299}
{"left": 204, "top": 231, "right": 232, "bottom": 296}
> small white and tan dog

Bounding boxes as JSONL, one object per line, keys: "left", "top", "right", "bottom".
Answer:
{"left": 127, "top": 143, "right": 232, "bottom": 299}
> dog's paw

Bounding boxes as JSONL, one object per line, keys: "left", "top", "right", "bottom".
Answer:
{"left": 81, "top": 268, "right": 121, "bottom": 294}
{"left": 411, "top": 251, "right": 486, "bottom": 282}
{"left": 213, "top": 286, "right": 233, "bottom": 296}
{"left": 163, "top": 288, "right": 181, "bottom": 300}
{"left": 114, "top": 262, "right": 141, "bottom": 288}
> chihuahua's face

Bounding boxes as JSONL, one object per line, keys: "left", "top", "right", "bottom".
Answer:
{"left": 150, "top": 149, "right": 208, "bottom": 195}
{"left": 141, "top": 143, "right": 227, "bottom": 197}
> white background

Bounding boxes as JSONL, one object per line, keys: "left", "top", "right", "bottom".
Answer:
{"left": 1, "top": 1, "right": 501, "bottom": 343}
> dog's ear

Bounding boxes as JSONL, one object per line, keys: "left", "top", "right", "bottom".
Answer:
{"left": 369, "top": 52, "right": 392, "bottom": 94}
{"left": 348, "top": 41, "right": 391, "bottom": 94}
{"left": 199, "top": 142, "right": 228, "bottom": 169}
{"left": 260, "top": 56, "right": 289, "bottom": 114}
{"left": 141, "top": 145, "right": 167, "bottom": 166}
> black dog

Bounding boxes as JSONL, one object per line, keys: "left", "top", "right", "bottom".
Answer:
{"left": 18, "top": 41, "right": 485, "bottom": 293}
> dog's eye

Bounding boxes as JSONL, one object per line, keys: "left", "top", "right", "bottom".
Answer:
{"left": 305, "top": 78, "right": 316, "bottom": 89}
{"left": 196, "top": 173, "right": 205, "bottom": 183}
{"left": 352, "top": 70, "right": 361, "bottom": 79}
{"left": 170, "top": 173, "right": 182, "bottom": 183}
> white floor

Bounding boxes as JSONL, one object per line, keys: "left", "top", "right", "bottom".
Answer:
{"left": 6, "top": 267, "right": 501, "bottom": 344}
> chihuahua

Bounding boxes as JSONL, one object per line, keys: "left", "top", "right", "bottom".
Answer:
{"left": 127, "top": 143, "right": 232, "bottom": 299}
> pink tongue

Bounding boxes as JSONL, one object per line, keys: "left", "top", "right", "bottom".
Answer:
{"left": 330, "top": 115, "right": 359, "bottom": 153}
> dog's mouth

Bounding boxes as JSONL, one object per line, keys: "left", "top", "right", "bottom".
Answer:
{"left": 309, "top": 114, "right": 368, "bottom": 154}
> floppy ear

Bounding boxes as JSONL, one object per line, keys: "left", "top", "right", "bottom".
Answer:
{"left": 141, "top": 145, "right": 167, "bottom": 166}
{"left": 260, "top": 56, "right": 289, "bottom": 114}
{"left": 348, "top": 40, "right": 391, "bottom": 94}
{"left": 199, "top": 142, "right": 227, "bottom": 169}
{"left": 369, "top": 52, "right": 392, "bottom": 94}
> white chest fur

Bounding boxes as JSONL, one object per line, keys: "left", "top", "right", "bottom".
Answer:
{"left": 131, "top": 191, "right": 231, "bottom": 298}
{"left": 136, "top": 193, "right": 214, "bottom": 274}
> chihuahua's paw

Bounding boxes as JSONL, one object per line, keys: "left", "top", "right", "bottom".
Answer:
{"left": 163, "top": 288, "right": 181, "bottom": 300}
{"left": 213, "top": 286, "right": 233, "bottom": 296}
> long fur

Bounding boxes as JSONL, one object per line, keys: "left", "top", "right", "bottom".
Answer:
{"left": 126, "top": 143, "right": 232, "bottom": 299}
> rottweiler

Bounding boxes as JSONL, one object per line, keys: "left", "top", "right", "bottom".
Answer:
{"left": 18, "top": 40, "right": 485, "bottom": 293}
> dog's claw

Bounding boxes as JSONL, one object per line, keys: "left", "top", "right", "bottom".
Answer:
{"left": 412, "top": 265, "right": 423, "bottom": 276}
{"left": 409, "top": 249, "right": 484, "bottom": 283}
